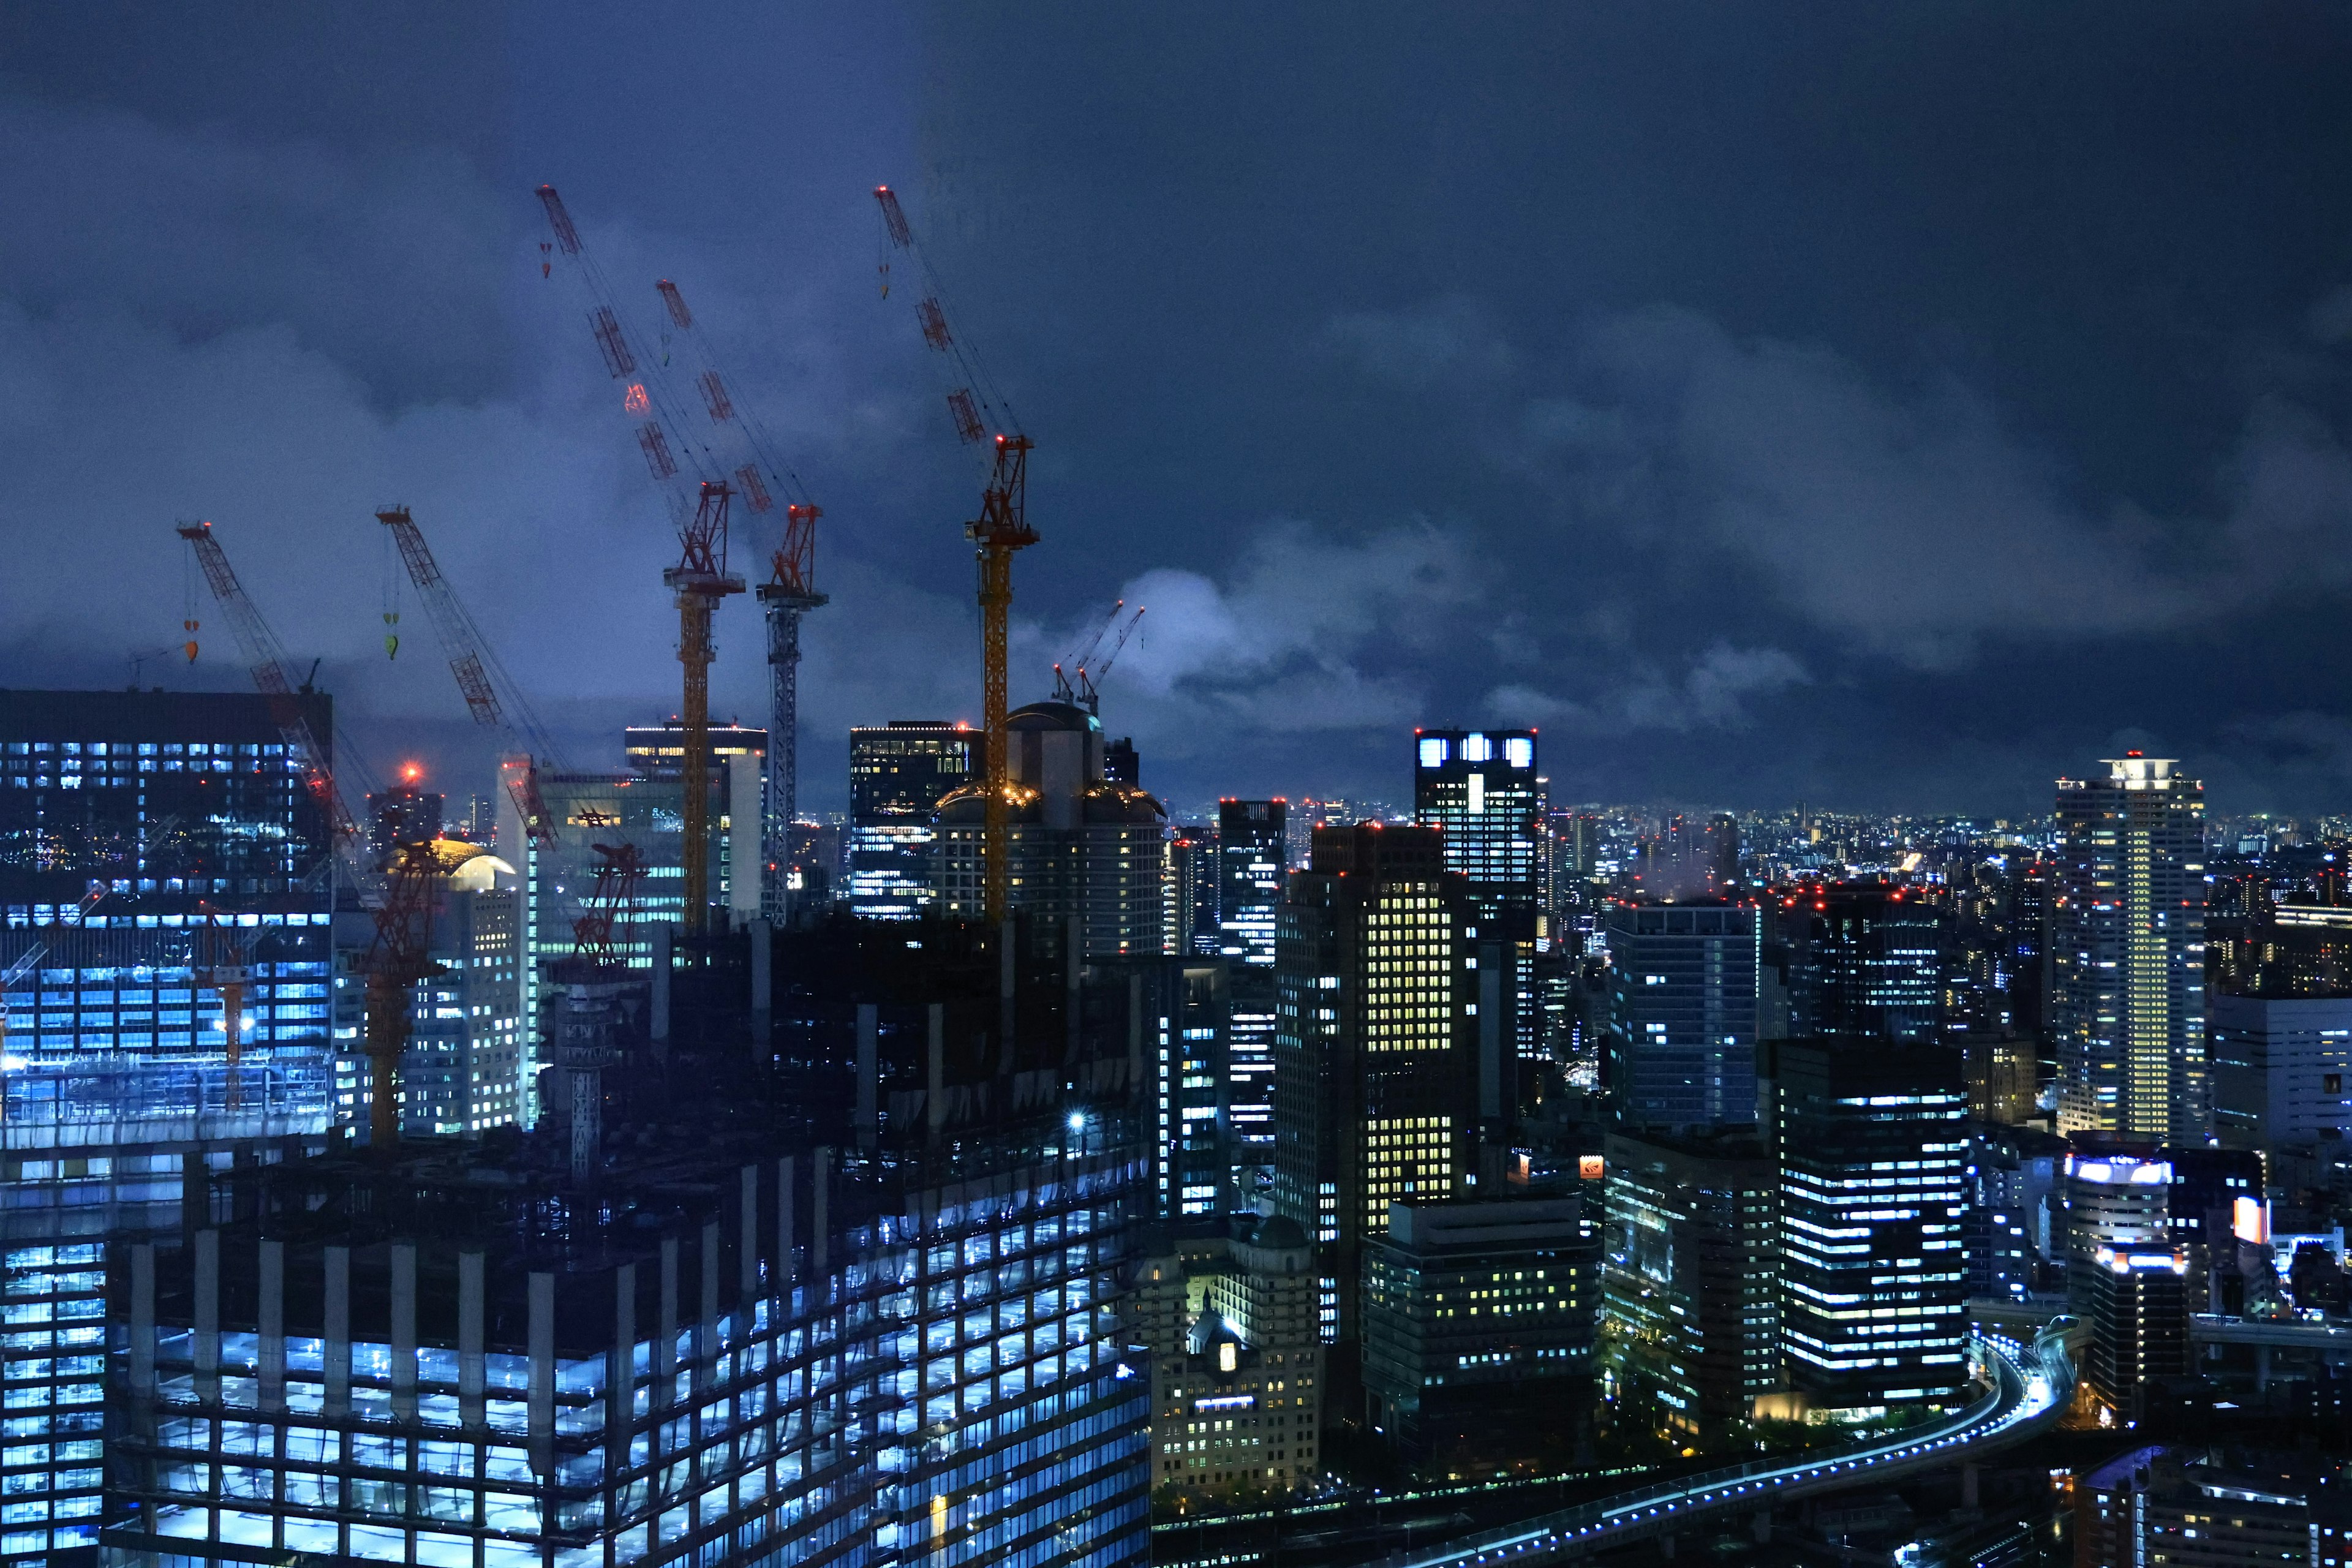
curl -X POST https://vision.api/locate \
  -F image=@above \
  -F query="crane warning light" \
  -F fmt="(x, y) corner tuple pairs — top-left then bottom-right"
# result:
(401, 763), (423, 785)
(624, 383), (650, 415)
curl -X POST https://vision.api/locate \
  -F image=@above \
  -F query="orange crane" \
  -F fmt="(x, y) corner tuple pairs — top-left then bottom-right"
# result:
(176, 519), (440, 1148)
(875, 184), (1036, 922)
(538, 186), (760, 935)
(373, 506), (562, 851)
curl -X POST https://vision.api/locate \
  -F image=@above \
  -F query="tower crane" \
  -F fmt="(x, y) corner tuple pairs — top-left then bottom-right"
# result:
(1077, 605), (1145, 715)
(373, 507), (564, 851)
(538, 186), (772, 935)
(176, 518), (440, 1149)
(649, 274), (829, 921)
(875, 184), (1036, 923)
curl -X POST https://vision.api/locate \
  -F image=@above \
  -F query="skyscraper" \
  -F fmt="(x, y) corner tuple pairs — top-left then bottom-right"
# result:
(1219, 799), (1286, 1177)
(1272, 824), (1476, 1350)
(845, 720), (974, 919)
(935, 700), (1173, 957)
(1414, 729), (1545, 1073)
(1782, 883), (1948, 1042)
(1602, 900), (1763, 1133)
(1773, 1039), (1970, 1422)
(2052, 755), (2207, 1142)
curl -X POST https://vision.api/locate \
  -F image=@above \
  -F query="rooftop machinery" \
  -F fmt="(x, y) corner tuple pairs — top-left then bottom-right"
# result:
(874, 184), (1034, 923)
(177, 519), (437, 1148)
(537, 186), (825, 930)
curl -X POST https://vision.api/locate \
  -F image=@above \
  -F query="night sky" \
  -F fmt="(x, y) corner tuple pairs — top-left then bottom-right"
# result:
(4, 3), (2350, 820)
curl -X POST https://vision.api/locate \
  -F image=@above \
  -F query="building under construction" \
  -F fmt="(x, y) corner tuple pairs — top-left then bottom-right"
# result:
(102, 910), (1155, 1568)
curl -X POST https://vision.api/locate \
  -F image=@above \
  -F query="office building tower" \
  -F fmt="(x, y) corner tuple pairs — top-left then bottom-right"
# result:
(1600, 1131), (1780, 1443)
(1962, 1034), (2038, 1124)
(1773, 1040), (1970, 1422)
(330, 845), (524, 1137)
(0, 689), (341, 1562)
(2162, 1145), (2261, 1308)
(1145, 1218), (1322, 1502)
(1782, 883), (1947, 1042)
(108, 912), (1153, 1568)
(2052, 755), (2207, 1142)
(2062, 1150), (2173, 1303)
(1702, 813), (1740, 889)
(845, 720), (974, 919)
(2082, 1247), (2192, 1417)
(1414, 729), (1545, 1074)
(2209, 993), (2352, 1155)
(1102, 736), (1139, 785)
(1089, 955), (1230, 1219)
(1272, 824), (1476, 1349)
(1219, 800), (1287, 1172)
(1602, 900), (1763, 1134)
(365, 778), (443, 861)
(1169, 824), (1219, 957)
(1362, 1196), (1598, 1468)
(937, 700), (1173, 957)
(1965, 1125), (2065, 1302)
(2083, 1449), (2345, 1568)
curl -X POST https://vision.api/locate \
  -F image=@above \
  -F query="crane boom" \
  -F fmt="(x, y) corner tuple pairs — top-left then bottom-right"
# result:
(374, 507), (560, 850)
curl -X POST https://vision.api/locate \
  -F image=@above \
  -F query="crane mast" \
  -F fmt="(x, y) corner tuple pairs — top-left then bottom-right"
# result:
(757, 502), (825, 919)
(176, 518), (439, 1148)
(664, 483), (745, 931)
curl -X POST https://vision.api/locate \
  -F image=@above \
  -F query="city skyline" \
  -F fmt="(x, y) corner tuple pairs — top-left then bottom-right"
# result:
(4, 9), (2352, 820)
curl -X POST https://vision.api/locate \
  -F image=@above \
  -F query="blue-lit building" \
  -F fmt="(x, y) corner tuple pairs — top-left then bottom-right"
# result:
(1773, 1039), (1970, 1423)
(1089, 954), (1230, 1218)
(1218, 800), (1285, 1178)
(0, 688), (340, 1566)
(844, 722), (973, 920)
(1602, 900), (1763, 1134)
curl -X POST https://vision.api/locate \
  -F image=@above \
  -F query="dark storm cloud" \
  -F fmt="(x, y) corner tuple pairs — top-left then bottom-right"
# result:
(4, 2), (2351, 818)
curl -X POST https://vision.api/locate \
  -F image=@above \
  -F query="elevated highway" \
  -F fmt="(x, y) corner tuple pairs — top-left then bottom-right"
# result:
(1363, 1325), (2078, 1567)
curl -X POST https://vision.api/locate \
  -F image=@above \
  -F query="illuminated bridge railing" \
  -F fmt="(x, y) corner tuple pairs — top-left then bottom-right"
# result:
(1368, 1324), (2076, 1568)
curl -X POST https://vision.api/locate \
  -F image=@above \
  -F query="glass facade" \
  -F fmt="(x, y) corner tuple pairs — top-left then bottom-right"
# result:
(1602, 902), (1763, 1134)
(846, 724), (973, 921)
(1217, 801), (1285, 1171)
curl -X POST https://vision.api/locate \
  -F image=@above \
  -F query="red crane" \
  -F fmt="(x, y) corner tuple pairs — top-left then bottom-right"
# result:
(176, 518), (442, 1149)
(875, 184), (1036, 922)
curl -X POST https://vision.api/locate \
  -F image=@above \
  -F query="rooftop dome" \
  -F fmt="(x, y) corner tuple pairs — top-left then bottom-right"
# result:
(1251, 1215), (1308, 1251)
(1006, 699), (1100, 734)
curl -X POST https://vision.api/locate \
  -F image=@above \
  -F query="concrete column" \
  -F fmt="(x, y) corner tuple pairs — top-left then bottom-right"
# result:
(1065, 914), (1082, 1064)
(459, 1251), (486, 1427)
(999, 918), (1017, 1069)
(777, 1155), (797, 1299)
(1126, 974), (1144, 1101)
(927, 1003), (946, 1139)
(258, 1239), (285, 1413)
(323, 1245), (351, 1420)
(750, 917), (772, 1050)
(650, 923), (673, 1045)
(527, 1272), (556, 1478)
(699, 1221), (721, 1384)
(856, 1003), (878, 1150)
(129, 1243), (156, 1399)
(390, 1243), (418, 1420)
(739, 1165), (760, 1304)
(658, 1235), (679, 1406)
(608, 1263), (636, 1473)
(812, 1145), (831, 1283)
(194, 1229), (220, 1403)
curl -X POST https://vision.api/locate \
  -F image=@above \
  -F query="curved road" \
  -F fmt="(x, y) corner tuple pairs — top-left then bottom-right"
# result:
(1366, 1325), (2077, 1567)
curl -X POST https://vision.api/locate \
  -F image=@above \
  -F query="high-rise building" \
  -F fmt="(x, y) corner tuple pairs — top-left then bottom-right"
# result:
(1773, 1039), (1970, 1422)
(365, 777), (443, 861)
(2209, 993), (2352, 1156)
(1414, 729), (1545, 1075)
(331, 846), (524, 1137)
(845, 720), (974, 919)
(1169, 824), (1219, 957)
(1088, 954), (1230, 1218)
(1272, 824), (1476, 1351)
(1602, 900), (1763, 1134)
(936, 701), (1172, 957)
(0, 689), (341, 1564)
(2063, 1149), (2173, 1304)
(1362, 1196), (1598, 1468)
(1600, 1131), (1780, 1444)
(1219, 799), (1286, 1174)
(1782, 883), (1947, 1042)
(2082, 1246), (2192, 1417)
(2052, 755), (2207, 1142)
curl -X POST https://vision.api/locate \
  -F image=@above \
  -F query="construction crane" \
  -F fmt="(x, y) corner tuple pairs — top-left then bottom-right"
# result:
(1077, 605), (1145, 715)
(176, 519), (441, 1148)
(538, 186), (773, 935)
(875, 184), (1036, 922)
(373, 507), (563, 851)
(648, 273), (829, 921)
(571, 840), (649, 968)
